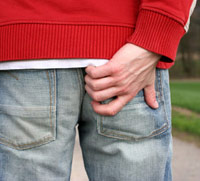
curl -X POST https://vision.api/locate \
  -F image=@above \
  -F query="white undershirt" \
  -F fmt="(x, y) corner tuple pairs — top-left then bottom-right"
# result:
(0, 58), (109, 70)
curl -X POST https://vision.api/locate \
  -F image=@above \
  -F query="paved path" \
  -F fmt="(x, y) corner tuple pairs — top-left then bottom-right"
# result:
(70, 133), (88, 181)
(172, 138), (200, 181)
(71, 133), (200, 181)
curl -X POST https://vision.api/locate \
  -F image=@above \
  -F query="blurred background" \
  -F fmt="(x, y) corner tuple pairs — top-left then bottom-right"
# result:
(71, 2), (200, 181)
(168, 1), (200, 180)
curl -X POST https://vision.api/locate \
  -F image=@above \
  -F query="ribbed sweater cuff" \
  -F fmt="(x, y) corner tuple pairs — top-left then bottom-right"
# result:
(0, 24), (133, 62)
(126, 9), (185, 63)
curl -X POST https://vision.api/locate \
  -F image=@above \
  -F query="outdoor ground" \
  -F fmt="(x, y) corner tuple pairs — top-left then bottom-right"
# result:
(170, 81), (200, 140)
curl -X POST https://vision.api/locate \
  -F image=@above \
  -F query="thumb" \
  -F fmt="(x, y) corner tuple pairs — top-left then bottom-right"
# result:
(144, 84), (159, 109)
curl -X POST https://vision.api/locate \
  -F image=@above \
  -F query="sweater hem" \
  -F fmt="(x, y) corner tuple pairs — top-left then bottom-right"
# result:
(0, 20), (135, 28)
(0, 23), (134, 62)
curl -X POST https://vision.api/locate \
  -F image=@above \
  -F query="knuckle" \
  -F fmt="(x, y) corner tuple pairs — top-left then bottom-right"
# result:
(92, 92), (101, 102)
(84, 75), (89, 82)
(150, 91), (156, 98)
(93, 105), (99, 114)
(91, 82), (99, 91)
(107, 108), (117, 116)
(110, 64), (122, 74)
(146, 88), (156, 98)
(89, 70), (96, 78)
(110, 77), (116, 84)
(117, 64), (124, 73)
(118, 86), (129, 94)
(130, 92), (137, 99)
(116, 73), (128, 85)
(110, 66), (116, 74)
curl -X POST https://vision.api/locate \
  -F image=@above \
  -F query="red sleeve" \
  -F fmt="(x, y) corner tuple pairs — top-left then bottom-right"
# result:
(126, 0), (197, 62)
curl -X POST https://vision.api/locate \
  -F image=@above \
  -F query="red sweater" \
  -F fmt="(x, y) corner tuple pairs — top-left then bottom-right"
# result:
(0, 0), (197, 69)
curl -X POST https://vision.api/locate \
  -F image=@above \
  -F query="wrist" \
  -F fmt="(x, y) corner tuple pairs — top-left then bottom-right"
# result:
(126, 43), (161, 63)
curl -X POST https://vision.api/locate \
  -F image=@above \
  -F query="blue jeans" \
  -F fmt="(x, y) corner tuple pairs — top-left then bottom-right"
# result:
(0, 68), (172, 181)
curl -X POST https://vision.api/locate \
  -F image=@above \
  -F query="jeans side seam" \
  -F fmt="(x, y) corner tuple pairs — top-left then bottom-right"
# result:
(53, 69), (57, 137)
(159, 70), (170, 129)
(46, 70), (53, 136)
(156, 69), (161, 100)
(76, 69), (85, 106)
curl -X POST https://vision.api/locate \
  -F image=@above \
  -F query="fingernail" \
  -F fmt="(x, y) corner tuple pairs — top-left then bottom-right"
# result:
(154, 101), (159, 108)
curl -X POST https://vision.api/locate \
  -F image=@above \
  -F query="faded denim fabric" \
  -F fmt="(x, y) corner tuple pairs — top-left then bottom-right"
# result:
(0, 68), (172, 181)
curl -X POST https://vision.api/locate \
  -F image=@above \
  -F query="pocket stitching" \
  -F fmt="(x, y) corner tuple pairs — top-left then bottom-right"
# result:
(97, 69), (170, 141)
(0, 134), (55, 150)
(98, 121), (169, 141)
(98, 101), (169, 141)
(0, 70), (57, 150)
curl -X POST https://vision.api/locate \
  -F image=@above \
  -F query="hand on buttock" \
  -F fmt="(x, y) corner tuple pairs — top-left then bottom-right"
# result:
(85, 43), (161, 116)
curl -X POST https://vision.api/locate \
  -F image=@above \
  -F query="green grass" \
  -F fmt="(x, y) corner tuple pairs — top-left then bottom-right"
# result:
(170, 81), (200, 138)
(170, 81), (200, 113)
(172, 110), (200, 137)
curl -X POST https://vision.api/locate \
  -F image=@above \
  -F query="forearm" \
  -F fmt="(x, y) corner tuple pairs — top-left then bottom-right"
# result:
(126, 0), (197, 63)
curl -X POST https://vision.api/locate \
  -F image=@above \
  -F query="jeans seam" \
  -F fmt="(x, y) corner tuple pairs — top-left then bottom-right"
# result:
(0, 135), (54, 150)
(99, 115), (169, 141)
(76, 69), (85, 105)
(53, 69), (57, 137)
(98, 123), (169, 141)
(76, 68), (85, 125)
(46, 70), (53, 135)
(97, 69), (170, 141)
(156, 69), (161, 100)
(157, 69), (163, 100)
(159, 70), (170, 129)
(0, 70), (56, 150)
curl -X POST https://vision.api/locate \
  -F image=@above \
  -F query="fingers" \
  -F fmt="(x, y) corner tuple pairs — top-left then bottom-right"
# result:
(90, 82), (159, 116)
(91, 95), (131, 116)
(85, 63), (112, 78)
(85, 74), (115, 91)
(85, 61), (122, 79)
(144, 83), (159, 109)
(85, 84), (119, 102)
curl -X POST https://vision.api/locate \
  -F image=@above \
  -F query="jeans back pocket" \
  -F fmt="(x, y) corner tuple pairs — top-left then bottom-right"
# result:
(96, 69), (170, 141)
(0, 69), (57, 150)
